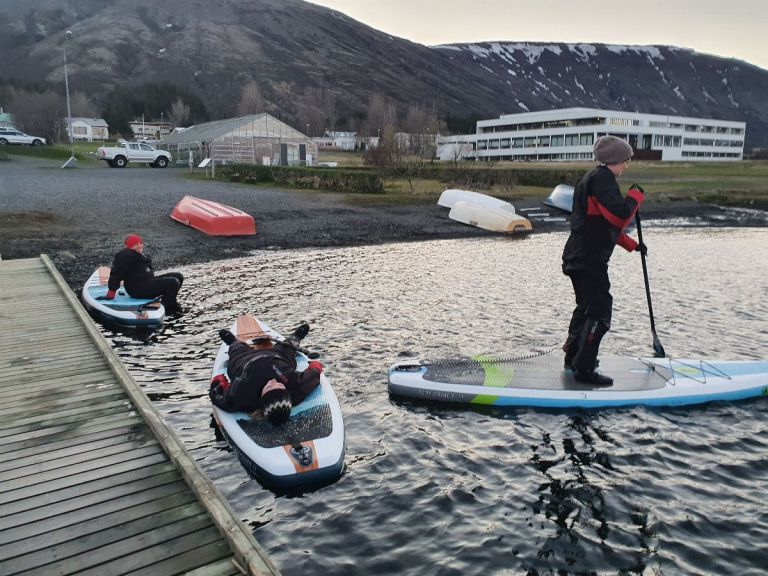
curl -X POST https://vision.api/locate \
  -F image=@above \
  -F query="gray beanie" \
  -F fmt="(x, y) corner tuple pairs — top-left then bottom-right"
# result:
(593, 136), (634, 165)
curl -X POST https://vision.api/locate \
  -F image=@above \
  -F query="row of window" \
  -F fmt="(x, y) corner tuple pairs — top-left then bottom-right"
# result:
(478, 152), (594, 161)
(476, 133), (595, 150)
(481, 117), (606, 133)
(482, 119), (744, 136)
(681, 151), (742, 158)
(649, 122), (743, 135)
(683, 138), (743, 147)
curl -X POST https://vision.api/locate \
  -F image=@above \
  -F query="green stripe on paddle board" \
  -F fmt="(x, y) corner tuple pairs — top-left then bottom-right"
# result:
(470, 355), (516, 404)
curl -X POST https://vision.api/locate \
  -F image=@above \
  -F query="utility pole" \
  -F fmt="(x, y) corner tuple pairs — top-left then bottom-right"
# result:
(61, 30), (77, 168)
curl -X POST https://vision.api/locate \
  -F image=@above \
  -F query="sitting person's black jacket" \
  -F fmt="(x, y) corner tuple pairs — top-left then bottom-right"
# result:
(108, 248), (154, 294)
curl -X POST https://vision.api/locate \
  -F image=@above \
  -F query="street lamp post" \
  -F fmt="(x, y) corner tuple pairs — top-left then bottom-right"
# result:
(61, 30), (77, 168)
(160, 112), (164, 138)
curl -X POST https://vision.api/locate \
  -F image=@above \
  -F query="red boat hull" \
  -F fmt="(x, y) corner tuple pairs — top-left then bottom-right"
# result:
(170, 195), (256, 236)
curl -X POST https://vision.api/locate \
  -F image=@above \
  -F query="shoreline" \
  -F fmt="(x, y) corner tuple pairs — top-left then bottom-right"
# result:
(1, 156), (766, 289)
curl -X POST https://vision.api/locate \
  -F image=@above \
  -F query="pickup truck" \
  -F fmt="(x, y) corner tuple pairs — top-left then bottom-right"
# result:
(97, 142), (172, 168)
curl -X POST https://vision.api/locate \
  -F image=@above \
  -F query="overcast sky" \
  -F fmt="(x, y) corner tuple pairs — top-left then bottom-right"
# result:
(307, 0), (768, 70)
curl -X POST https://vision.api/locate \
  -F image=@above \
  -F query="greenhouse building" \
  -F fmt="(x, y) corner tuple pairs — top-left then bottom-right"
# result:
(160, 113), (316, 167)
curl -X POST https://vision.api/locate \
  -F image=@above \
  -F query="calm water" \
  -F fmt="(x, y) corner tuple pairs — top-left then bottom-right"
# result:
(104, 226), (768, 575)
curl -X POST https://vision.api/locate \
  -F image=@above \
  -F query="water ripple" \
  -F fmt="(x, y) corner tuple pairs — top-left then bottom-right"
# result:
(101, 227), (768, 575)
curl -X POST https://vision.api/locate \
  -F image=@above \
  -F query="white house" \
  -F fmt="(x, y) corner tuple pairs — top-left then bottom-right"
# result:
(130, 120), (172, 141)
(65, 118), (110, 142)
(315, 131), (359, 151)
(437, 108), (746, 162)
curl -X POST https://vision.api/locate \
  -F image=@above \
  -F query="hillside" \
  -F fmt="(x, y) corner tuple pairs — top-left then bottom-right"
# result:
(1, 0), (766, 147)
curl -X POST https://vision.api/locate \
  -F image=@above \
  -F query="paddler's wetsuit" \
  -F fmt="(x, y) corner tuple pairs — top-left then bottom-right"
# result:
(562, 165), (644, 382)
(107, 248), (183, 312)
(210, 333), (322, 414)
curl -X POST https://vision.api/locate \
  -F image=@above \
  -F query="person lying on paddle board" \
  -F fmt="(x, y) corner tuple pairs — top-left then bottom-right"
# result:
(102, 234), (185, 314)
(209, 324), (323, 426)
(561, 136), (646, 386)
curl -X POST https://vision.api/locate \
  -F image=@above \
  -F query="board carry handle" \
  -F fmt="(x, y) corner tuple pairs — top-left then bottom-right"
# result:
(635, 211), (666, 358)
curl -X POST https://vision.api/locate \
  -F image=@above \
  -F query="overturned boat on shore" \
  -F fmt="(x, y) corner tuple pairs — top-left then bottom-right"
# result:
(171, 195), (256, 236)
(542, 184), (574, 213)
(438, 189), (531, 234)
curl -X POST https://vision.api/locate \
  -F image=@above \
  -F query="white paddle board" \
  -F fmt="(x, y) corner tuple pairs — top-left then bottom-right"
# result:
(210, 314), (345, 489)
(81, 267), (165, 328)
(389, 352), (768, 408)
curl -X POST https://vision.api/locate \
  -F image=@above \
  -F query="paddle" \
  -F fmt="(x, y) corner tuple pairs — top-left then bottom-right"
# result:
(635, 211), (666, 358)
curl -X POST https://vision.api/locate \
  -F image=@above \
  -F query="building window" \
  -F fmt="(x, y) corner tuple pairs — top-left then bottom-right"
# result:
(477, 140), (487, 150)
(511, 138), (523, 148)
(565, 134), (579, 146)
(579, 133), (594, 146)
(551, 135), (564, 147)
(538, 136), (550, 147)
(524, 137), (536, 148)
(500, 138), (510, 148)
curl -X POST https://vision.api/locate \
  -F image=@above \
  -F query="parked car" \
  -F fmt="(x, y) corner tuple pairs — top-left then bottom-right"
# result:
(0, 129), (47, 146)
(97, 141), (172, 168)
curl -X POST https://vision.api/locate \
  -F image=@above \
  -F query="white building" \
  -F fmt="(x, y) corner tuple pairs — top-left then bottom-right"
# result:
(315, 131), (359, 151)
(437, 108), (746, 162)
(130, 120), (172, 141)
(65, 117), (109, 142)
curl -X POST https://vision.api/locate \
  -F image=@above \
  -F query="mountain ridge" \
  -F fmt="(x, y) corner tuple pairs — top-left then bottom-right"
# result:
(1, 0), (766, 147)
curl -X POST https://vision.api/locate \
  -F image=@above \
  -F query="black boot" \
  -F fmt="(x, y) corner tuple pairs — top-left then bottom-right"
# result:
(562, 333), (580, 370)
(292, 323), (310, 341)
(574, 369), (613, 386)
(571, 319), (610, 383)
(219, 329), (237, 345)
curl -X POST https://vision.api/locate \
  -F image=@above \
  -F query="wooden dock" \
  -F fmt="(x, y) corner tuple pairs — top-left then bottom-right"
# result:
(0, 256), (280, 576)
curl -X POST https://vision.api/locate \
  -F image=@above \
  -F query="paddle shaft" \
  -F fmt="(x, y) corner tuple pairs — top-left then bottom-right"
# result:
(635, 212), (666, 358)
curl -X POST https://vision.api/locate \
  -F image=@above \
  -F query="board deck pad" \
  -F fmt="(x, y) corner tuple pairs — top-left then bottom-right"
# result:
(239, 400), (332, 449)
(420, 353), (666, 391)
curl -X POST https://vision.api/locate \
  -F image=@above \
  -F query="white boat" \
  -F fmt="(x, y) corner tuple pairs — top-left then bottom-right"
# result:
(449, 201), (532, 234)
(543, 184), (574, 213)
(438, 189), (515, 214)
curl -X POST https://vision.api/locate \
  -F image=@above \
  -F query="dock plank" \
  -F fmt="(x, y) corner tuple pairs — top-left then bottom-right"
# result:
(0, 257), (279, 576)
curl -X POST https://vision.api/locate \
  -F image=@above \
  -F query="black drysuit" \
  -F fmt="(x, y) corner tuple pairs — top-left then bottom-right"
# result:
(561, 165), (644, 373)
(108, 248), (183, 307)
(212, 341), (321, 413)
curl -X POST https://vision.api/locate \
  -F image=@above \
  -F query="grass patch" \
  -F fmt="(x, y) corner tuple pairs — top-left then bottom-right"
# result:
(1, 143), (98, 164)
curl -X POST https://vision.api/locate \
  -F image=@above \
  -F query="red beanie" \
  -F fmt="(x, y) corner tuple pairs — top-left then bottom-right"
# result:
(124, 234), (143, 249)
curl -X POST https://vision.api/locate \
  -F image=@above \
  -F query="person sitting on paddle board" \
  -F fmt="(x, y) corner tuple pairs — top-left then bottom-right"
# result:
(209, 324), (323, 426)
(102, 234), (184, 314)
(561, 136), (646, 386)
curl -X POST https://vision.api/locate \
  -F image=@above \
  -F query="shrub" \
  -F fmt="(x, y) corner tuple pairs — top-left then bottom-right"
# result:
(216, 164), (384, 194)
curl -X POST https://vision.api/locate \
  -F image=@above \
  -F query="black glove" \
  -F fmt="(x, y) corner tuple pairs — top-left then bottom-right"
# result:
(635, 242), (648, 256)
(629, 183), (645, 195)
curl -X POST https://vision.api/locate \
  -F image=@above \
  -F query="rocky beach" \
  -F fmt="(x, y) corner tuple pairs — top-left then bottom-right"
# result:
(1, 156), (766, 290)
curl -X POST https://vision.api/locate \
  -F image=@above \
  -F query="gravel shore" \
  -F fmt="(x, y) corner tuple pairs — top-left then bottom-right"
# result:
(1, 156), (766, 289)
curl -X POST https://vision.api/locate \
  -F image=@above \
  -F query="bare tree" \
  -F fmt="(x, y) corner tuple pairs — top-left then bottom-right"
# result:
(236, 80), (266, 116)
(169, 97), (190, 128)
(405, 103), (440, 159)
(295, 87), (325, 137)
(323, 89), (337, 132)
(9, 88), (63, 143)
(69, 91), (98, 117)
(366, 93), (397, 137)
